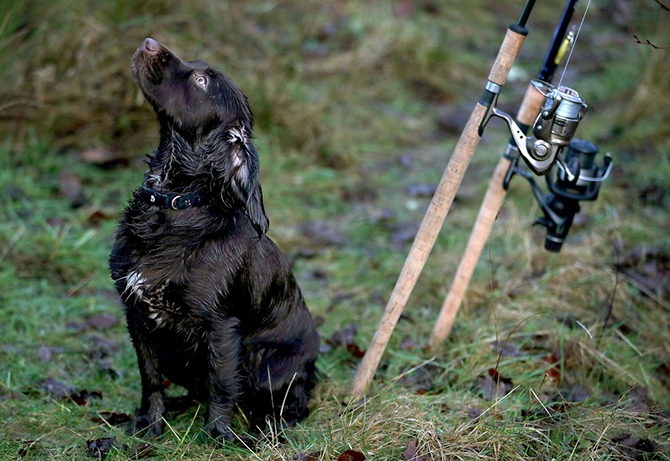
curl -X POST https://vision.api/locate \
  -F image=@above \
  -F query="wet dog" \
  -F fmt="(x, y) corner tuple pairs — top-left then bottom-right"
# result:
(109, 38), (319, 440)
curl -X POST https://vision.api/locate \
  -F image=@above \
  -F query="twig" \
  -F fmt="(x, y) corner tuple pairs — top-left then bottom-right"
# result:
(653, 0), (670, 12)
(633, 35), (670, 49)
(621, 274), (670, 311)
(596, 240), (619, 350)
(530, 388), (554, 420)
(63, 273), (95, 298)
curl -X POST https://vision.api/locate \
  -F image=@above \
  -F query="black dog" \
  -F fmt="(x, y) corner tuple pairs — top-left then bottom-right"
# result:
(109, 38), (319, 440)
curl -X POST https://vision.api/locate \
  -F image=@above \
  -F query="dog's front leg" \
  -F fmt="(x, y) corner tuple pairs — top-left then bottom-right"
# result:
(127, 310), (166, 437)
(205, 317), (241, 441)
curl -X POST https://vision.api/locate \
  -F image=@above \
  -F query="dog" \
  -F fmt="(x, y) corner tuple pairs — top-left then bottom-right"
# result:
(109, 38), (319, 441)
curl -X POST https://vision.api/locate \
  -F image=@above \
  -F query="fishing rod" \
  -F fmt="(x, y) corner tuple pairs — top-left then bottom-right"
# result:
(351, 0), (537, 399)
(428, 0), (612, 350)
(427, 0), (580, 350)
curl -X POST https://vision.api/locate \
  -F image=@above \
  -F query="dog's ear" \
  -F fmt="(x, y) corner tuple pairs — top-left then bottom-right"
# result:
(247, 184), (269, 236)
(200, 126), (269, 235)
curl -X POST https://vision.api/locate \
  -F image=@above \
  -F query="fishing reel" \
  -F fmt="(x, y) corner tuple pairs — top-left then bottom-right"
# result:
(519, 139), (612, 252)
(481, 80), (588, 181)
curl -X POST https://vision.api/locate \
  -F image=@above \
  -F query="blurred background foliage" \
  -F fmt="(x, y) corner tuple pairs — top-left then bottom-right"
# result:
(1, 0), (667, 165)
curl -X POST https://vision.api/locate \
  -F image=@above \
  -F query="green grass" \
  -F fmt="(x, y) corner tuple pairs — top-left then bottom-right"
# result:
(1, 0), (670, 459)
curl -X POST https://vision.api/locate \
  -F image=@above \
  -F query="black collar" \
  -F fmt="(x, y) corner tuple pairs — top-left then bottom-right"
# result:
(137, 186), (206, 211)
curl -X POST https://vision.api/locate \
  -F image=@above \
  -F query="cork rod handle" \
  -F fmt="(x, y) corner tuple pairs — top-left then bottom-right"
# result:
(427, 80), (546, 351)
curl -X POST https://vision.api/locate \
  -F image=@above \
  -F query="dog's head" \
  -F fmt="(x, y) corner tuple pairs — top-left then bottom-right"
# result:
(132, 38), (252, 141)
(132, 38), (268, 234)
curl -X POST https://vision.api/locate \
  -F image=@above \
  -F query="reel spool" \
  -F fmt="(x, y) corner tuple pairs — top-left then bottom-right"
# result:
(530, 80), (588, 155)
(481, 79), (588, 179)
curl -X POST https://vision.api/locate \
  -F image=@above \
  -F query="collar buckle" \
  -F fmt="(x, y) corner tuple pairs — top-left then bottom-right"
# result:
(170, 195), (182, 210)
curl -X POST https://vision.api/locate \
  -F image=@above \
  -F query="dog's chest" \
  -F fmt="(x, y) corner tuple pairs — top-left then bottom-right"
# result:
(125, 270), (181, 327)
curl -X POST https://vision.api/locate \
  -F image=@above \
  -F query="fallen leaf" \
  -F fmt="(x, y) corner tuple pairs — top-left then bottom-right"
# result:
(488, 368), (510, 383)
(405, 184), (437, 198)
(340, 182), (378, 203)
(639, 185), (665, 206)
(338, 449), (366, 461)
(394, 0), (414, 19)
(466, 407), (483, 419)
(86, 314), (119, 330)
(39, 378), (74, 399)
(402, 438), (428, 460)
(399, 366), (435, 394)
(66, 321), (88, 332)
(38, 345), (52, 363)
(476, 370), (513, 400)
(561, 384), (589, 403)
(625, 386), (650, 413)
(91, 412), (133, 426)
(400, 336), (419, 351)
(572, 212), (592, 227)
(346, 343), (366, 358)
(294, 248), (319, 260)
(434, 106), (470, 135)
(492, 340), (526, 358)
(58, 171), (87, 208)
(655, 362), (670, 391)
(0, 387), (21, 401)
(301, 221), (347, 248)
(272, 451), (321, 461)
(390, 221), (420, 248)
(616, 246), (670, 298)
(543, 353), (561, 383)
(88, 209), (112, 225)
(330, 292), (357, 308)
(18, 440), (39, 458)
(312, 315), (326, 327)
(128, 442), (156, 459)
(329, 324), (355, 344)
(79, 148), (130, 168)
(97, 358), (120, 379)
(557, 314), (581, 329)
(611, 433), (658, 460)
(292, 451), (321, 461)
(8, 185), (28, 201)
(86, 437), (117, 460)
(88, 335), (119, 359)
(71, 389), (103, 406)
(309, 269), (329, 280)
(328, 324), (366, 359)
(36, 378), (103, 406)
(80, 148), (115, 164)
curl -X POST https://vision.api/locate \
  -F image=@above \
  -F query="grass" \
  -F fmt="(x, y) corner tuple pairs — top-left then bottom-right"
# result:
(1, 0), (670, 459)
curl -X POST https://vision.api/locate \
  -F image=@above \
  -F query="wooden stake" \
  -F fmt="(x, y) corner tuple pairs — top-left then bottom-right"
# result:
(350, 26), (528, 399)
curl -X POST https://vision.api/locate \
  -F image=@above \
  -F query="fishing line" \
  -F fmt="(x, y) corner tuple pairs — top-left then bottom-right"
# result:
(558, 0), (593, 88)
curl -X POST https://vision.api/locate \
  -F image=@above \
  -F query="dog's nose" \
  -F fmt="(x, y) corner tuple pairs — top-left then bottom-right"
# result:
(143, 38), (160, 53)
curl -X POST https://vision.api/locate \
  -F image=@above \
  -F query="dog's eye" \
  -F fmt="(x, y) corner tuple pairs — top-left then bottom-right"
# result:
(195, 75), (208, 88)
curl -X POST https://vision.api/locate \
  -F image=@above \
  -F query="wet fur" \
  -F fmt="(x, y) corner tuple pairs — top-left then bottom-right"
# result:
(109, 39), (319, 440)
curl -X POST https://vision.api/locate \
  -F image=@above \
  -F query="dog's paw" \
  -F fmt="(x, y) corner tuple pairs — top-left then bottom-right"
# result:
(206, 422), (234, 444)
(131, 413), (164, 438)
